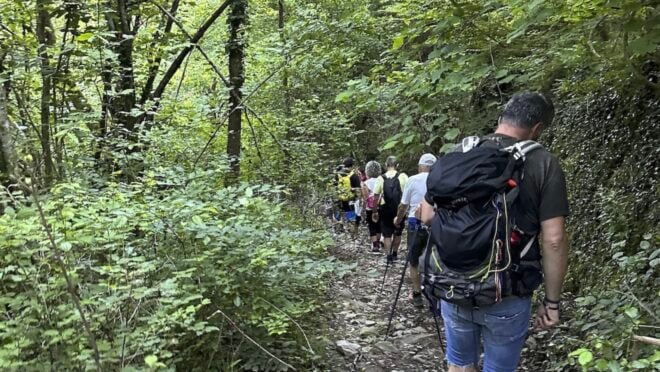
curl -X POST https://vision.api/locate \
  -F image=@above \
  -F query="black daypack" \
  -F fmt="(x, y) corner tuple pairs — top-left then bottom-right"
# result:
(382, 172), (402, 213)
(421, 137), (543, 308)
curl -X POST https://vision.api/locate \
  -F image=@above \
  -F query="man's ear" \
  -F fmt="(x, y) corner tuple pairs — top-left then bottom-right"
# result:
(531, 122), (543, 139)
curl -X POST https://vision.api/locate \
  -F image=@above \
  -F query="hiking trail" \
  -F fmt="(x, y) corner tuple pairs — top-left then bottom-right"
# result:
(322, 230), (445, 372)
(322, 229), (552, 371)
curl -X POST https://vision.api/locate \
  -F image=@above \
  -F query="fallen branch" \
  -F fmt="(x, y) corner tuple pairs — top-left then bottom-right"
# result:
(632, 335), (660, 347)
(208, 309), (296, 371)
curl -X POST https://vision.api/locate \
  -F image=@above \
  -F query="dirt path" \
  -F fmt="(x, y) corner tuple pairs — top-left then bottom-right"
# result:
(322, 232), (446, 372)
(320, 230), (550, 372)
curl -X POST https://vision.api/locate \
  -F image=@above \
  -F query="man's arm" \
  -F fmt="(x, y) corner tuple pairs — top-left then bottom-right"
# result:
(371, 177), (383, 221)
(540, 216), (569, 301)
(535, 216), (569, 330)
(395, 179), (413, 226)
(420, 199), (435, 225)
(394, 203), (408, 226)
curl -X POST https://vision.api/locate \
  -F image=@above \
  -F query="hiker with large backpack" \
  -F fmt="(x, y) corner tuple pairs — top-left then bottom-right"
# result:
(419, 92), (569, 372)
(393, 153), (437, 307)
(335, 157), (362, 236)
(362, 160), (383, 252)
(372, 156), (408, 264)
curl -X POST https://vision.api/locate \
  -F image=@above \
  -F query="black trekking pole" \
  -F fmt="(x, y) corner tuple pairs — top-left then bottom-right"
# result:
(384, 227), (418, 339)
(379, 260), (390, 294)
(384, 255), (409, 340)
(431, 300), (445, 353)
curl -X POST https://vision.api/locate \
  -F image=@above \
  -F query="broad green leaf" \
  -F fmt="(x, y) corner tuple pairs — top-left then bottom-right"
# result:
(381, 140), (398, 150)
(495, 69), (509, 79)
(335, 91), (352, 103)
(444, 128), (460, 141)
(392, 35), (405, 50)
(439, 143), (456, 153)
(624, 306), (639, 319)
(569, 348), (590, 357)
(76, 32), (94, 42)
(630, 360), (649, 369)
(145, 355), (158, 367)
(578, 350), (593, 365)
(594, 359), (608, 371)
(649, 350), (660, 363)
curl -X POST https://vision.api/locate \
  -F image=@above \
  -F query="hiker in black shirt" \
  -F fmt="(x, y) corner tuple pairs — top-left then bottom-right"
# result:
(420, 92), (569, 372)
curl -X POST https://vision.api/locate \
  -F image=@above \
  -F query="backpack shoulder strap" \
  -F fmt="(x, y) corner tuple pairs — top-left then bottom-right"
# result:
(504, 140), (543, 161)
(461, 136), (481, 153)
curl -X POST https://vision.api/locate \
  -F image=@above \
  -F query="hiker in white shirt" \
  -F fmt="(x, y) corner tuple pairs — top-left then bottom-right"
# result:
(394, 153), (437, 307)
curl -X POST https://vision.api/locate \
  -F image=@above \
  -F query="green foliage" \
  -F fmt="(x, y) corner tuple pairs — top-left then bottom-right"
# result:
(1, 0), (659, 369)
(0, 166), (339, 370)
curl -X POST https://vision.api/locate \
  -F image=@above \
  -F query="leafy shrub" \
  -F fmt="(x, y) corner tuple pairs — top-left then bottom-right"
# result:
(0, 166), (339, 370)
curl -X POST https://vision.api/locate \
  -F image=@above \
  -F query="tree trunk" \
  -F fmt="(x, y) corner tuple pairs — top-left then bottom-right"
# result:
(278, 0), (290, 115)
(0, 83), (18, 182)
(36, 0), (55, 185)
(112, 0), (138, 134)
(226, 0), (247, 181)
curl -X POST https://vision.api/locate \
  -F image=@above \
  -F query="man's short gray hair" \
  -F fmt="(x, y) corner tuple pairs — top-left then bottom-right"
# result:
(499, 92), (555, 130)
(385, 156), (398, 168)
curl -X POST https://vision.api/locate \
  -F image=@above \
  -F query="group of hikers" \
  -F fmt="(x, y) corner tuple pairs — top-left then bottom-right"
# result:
(329, 92), (569, 372)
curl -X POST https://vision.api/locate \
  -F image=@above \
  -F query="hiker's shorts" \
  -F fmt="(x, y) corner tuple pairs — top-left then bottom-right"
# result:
(336, 201), (360, 225)
(366, 210), (381, 236)
(406, 221), (428, 267)
(379, 207), (404, 238)
(441, 296), (532, 372)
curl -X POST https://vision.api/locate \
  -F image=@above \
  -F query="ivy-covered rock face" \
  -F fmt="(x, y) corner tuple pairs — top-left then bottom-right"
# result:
(542, 89), (659, 370)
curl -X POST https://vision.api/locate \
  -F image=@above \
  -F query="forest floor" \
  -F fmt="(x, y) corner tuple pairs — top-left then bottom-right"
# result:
(321, 226), (551, 372)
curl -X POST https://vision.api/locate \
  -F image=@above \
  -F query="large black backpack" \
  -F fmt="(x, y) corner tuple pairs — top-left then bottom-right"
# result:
(421, 137), (543, 308)
(382, 172), (402, 213)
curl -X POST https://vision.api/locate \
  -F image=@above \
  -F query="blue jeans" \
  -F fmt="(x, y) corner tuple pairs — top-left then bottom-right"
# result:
(441, 296), (532, 372)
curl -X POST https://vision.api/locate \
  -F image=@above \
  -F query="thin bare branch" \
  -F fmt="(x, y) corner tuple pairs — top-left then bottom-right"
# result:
(208, 309), (296, 371)
(191, 57), (294, 169)
(150, 0), (231, 102)
(244, 110), (265, 167)
(16, 176), (102, 369)
(258, 297), (315, 354)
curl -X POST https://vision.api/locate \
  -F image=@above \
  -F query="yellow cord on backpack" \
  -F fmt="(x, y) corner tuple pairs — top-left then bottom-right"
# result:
(490, 192), (512, 274)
